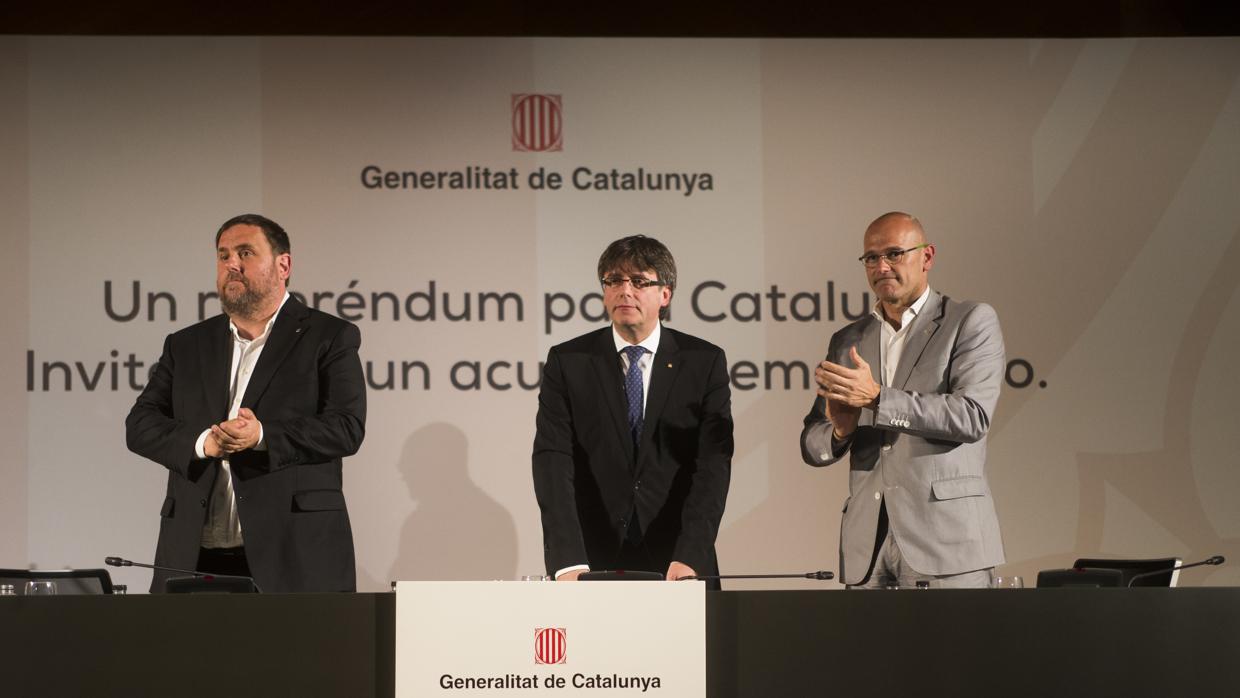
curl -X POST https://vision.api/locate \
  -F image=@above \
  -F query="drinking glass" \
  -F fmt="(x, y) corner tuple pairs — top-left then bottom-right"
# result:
(24, 580), (58, 596)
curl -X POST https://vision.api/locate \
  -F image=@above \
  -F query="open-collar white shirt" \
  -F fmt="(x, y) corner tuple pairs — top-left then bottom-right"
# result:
(872, 285), (931, 387)
(196, 292), (290, 548)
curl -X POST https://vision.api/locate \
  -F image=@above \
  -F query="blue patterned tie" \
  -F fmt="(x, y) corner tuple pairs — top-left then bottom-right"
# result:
(622, 345), (646, 447)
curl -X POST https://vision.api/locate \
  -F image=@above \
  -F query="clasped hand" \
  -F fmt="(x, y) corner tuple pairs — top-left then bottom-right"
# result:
(815, 346), (879, 438)
(205, 407), (261, 457)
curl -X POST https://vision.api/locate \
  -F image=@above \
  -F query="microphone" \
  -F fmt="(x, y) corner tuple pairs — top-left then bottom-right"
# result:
(1125, 555), (1225, 587)
(105, 556), (205, 578)
(105, 556), (261, 593)
(680, 570), (835, 581)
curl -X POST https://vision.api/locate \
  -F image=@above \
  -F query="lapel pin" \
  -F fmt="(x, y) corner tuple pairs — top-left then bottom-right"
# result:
(667, 363), (673, 368)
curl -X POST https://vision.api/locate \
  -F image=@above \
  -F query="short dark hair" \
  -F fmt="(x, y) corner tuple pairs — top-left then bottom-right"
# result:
(215, 213), (292, 283)
(597, 235), (677, 321)
(215, 213), (291, 257)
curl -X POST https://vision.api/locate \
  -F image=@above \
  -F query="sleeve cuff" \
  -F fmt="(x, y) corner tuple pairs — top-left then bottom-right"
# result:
(554, 564), (591, 580)
(194, 429), (211, 460)
(830, 431), (853, 457)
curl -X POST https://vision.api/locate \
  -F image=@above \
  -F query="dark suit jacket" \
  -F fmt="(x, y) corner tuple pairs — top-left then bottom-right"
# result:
(532, 326), (733, 585)
(125, 296), (366, 593)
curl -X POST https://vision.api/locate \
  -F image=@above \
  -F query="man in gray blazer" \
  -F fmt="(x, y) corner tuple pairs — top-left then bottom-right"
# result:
(801, 212), (1005, 588)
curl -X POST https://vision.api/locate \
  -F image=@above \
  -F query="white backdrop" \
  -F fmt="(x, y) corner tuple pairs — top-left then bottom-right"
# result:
(2, 36), (1238, 590)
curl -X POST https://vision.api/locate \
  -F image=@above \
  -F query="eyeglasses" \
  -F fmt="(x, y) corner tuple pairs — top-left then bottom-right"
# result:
(858, 243), (930, 267)
(600, 275), (665, 290)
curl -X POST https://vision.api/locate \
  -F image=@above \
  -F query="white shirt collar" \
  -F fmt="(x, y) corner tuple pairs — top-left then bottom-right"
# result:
(872, 285), (932, 326)
(613, 321), (661, 356)
(228, 291), (291, 343)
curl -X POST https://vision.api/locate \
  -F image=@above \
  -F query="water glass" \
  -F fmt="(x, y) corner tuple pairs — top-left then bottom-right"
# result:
(24, 580), (58, 596)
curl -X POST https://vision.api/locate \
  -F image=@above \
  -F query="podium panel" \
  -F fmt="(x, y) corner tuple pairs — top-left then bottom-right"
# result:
(395, 581), (705, 697)
(5, 588), (1238, 696)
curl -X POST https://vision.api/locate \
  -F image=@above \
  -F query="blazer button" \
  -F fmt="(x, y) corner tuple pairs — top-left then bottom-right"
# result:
(633, 481), (641, 491)
(882, 444), (892, 452)
(199, 499), (207, 507)
(873, 492), (881, 500)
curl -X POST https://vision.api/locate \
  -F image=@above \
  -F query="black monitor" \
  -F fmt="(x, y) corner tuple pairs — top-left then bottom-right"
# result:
(1073, 557), (1181, 587)
(1036, 557), (1181, 588)
(579, 570), (664, 581)
(0, 568), (114, 594)
(1037, 567), (1125, 588)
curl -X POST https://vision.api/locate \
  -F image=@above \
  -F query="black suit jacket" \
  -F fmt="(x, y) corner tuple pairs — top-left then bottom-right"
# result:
(125, 296), (366, 593)
(532, 326), (733, 584)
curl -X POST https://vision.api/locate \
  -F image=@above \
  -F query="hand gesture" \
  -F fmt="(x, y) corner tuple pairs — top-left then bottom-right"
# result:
(210, 407), (262, 455)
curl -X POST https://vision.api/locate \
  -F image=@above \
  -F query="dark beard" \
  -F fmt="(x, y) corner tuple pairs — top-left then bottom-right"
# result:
(220, 282), (266, 319)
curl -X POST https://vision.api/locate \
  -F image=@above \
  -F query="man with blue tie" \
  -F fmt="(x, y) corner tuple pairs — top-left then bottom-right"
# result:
(533, 236), (734, 588)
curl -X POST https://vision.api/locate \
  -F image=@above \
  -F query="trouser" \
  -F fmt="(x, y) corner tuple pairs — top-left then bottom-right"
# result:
(852, 501), (993, 589)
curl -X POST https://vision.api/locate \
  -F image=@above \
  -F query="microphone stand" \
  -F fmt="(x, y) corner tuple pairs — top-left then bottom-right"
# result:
(680, 570), (834, 581)
(105, 556), (261, 593)
(105, 556), (204, 577)
(1125, 555), (1225, 588)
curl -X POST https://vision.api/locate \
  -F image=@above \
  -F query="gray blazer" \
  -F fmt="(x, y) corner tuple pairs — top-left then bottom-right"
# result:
(801, 289), (1006, 584)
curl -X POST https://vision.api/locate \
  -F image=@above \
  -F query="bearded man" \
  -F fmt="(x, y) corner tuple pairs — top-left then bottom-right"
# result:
(126, 214), (366, 593)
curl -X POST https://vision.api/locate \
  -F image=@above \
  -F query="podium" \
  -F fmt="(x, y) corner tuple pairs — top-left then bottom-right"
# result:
(3, 587), (1239, 696)
(395, 581), (705, 697)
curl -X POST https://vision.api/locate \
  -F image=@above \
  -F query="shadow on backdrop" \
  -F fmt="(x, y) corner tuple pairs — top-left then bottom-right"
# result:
(388, 422), (518, 583)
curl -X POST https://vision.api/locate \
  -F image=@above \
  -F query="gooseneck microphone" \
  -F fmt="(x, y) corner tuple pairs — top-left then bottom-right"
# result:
(1125, 555), (1225, 587)
(680, 570), (835, 581)
(105, 556), (204, 577)
(105, 556), (261, 592)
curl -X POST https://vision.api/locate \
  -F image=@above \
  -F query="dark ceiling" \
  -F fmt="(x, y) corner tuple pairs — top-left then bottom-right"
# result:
(3, 1), (1238, 37)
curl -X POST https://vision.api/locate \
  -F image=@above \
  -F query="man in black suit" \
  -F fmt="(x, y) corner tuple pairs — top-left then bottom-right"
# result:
(126, 214), (366, 593)
(533, 235), (733, 587)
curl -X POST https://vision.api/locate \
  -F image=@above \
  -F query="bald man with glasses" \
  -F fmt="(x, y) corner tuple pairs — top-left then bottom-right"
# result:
(801, 212), (1007, 589)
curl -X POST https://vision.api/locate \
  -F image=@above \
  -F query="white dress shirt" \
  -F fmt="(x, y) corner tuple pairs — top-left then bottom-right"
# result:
(874, 286), (932, 387)
(195, 292), (289, 549)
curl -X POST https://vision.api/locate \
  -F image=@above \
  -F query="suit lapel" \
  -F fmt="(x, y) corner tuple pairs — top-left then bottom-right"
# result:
(855, 316), (882, 425)
(589, 329), (635, 463)
(241, 297), (309, 409)
(199, 316), (232, 421)
(892, 290), (944, 390)
(858, 316), (881, 383)
(637, 328), (681, 475)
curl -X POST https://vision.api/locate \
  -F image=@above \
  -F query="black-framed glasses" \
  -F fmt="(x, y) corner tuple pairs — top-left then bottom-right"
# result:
(858, 243), (930, 268)
(600, 275), (665, 290)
